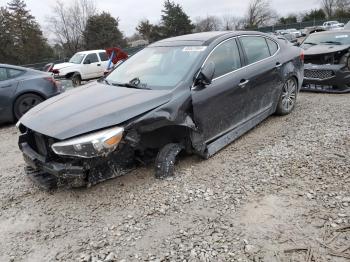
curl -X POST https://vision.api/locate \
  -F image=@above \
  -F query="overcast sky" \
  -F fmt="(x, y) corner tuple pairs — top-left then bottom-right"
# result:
(1, 0), (320, 36)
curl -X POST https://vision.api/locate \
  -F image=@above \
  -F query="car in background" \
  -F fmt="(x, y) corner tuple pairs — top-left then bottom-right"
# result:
(275, 29), (288, 35)
(322, 21), (344, 31)
(0, 64), (62, 123)
(286, 28), (302, 38)
(52, 50), (110, 86)
(278, 33), (298, 44)
(301, 30), (350, 93)
(17, 31), (304, 189)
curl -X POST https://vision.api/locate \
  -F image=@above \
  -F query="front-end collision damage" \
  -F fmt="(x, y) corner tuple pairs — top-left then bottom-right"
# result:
(302, 46), (350, 93)
(17, 89), (200, 189)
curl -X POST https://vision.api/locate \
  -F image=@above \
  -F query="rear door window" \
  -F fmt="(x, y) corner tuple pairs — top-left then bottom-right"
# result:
(8, 68), (24, 79)
(266, 39), (279, 55)
(204, 38), (241, 79)
(84, 53), (99, 64)
(99, 52), (109, 61)
(0, 68), (7, 81)
(240, 36), (271, 64)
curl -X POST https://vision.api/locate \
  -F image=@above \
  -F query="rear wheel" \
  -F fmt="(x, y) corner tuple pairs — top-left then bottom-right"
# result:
(71, 73), (81, 87)
(275, 78), (297, 115)
(14, 93), (43, 120)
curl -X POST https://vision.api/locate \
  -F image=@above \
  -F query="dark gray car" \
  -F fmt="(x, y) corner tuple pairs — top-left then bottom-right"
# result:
(17, 31), (304, 189)
(0, 64), (62, 123)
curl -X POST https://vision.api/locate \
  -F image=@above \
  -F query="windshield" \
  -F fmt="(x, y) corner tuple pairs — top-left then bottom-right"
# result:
(302, 32), (350, 46)
(69, 53), (85, 64)
(105, 46), (205, 90)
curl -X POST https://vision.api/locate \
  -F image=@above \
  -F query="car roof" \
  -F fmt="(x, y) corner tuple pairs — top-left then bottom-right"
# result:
(0, 64), (30, 70)
(150, 31), (268, 47)
(75, 50), (106, 55)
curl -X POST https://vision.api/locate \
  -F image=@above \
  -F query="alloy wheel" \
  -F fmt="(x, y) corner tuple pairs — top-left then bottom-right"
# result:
(281, 79), (296, 112)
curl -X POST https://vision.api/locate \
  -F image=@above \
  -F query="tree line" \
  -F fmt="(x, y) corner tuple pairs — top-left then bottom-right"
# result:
(1, 0), (350, 65)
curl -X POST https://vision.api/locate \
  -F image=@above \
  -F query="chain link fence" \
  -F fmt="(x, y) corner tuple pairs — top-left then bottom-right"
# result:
(257, 17), (350, 32)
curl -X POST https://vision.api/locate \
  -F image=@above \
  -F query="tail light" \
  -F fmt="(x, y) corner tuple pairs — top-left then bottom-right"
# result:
(300, 51), (304, 62)
(52, 69), (60, 74)
(45, 77), (62, 92)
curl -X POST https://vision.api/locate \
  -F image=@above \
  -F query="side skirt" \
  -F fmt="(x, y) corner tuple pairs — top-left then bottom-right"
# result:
(203, 106), (274, 159)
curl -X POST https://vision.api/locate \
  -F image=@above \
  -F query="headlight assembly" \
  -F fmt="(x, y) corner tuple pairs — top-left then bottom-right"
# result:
(51, 126), (124, 158)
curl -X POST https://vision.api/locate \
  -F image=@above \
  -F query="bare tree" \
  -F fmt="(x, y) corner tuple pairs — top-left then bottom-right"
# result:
(245, 0), (277, 28)
(194, 15), (222, 32)
(221, 14), (244, 30)
(47, 0), (96, 55)
(321, 0), (337, 17)
(335, 0), (350, 10)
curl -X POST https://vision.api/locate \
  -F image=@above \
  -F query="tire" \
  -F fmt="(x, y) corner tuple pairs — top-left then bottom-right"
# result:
(275, 77), (298, 116)
(155, 143), (184, 179)
(71, 73), (81, 87)
(14, 93), (44, 120)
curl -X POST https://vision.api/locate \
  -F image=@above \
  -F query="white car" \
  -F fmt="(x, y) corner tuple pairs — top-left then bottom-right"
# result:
(322, 21), (344, 31)
(52, 50), (110, 86)
(286, 28), (302, 38)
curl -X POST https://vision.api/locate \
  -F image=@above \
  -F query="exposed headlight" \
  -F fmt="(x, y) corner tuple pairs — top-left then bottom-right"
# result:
(51, 126), (124, 158)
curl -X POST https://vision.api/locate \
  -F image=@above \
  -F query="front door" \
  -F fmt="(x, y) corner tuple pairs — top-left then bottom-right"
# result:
(191, 38), (251, 145)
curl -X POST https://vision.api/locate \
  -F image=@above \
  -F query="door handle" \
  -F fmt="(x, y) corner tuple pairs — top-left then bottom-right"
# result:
(275, 62), (282, 68)
(238, 79), (249, 88)
(97, 64), (101, 66)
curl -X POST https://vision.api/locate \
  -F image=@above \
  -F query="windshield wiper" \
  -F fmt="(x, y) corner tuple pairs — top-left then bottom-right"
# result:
(320, 41), (342, 45)
(115, 83), (151, 90)
(304, 42), (317, 45)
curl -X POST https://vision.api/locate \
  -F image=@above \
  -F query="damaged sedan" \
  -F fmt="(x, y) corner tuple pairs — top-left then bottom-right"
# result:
(301, 30), (350, 93)
(17, 31), (304, 189)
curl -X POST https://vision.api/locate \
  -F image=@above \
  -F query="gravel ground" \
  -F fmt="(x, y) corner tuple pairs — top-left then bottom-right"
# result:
(0, 92), (349, 262)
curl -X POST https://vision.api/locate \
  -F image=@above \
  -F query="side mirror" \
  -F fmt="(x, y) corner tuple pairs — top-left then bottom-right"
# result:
(197, 62), (215, 86)
(84, 59), (91, 64)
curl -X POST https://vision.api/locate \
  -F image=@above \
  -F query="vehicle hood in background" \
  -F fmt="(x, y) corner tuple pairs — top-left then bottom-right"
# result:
(20, 82), (172, 140)
(302, 44), (350, 55)
(53, 62), (77, 70)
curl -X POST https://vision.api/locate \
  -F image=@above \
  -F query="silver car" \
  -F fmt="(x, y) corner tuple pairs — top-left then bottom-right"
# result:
(0, 64), (63, 123)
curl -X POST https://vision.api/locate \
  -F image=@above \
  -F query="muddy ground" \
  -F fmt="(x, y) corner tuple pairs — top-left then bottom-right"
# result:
(0, 93), (349, 262)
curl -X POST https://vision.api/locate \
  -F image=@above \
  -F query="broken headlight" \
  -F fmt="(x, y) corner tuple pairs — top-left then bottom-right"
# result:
(51, 126), (124, 158)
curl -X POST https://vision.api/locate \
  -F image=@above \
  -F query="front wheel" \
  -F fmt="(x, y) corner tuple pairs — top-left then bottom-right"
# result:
(154, 143), (184, 179)
(275, 78), (297, 116)
(71, 73), (81, 87)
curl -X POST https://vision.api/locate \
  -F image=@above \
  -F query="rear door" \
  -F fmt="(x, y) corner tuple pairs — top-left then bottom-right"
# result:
(98, 51), (109, 73)
(82, 53), (101, 79)
(0, 67), (22, 119)
(191, 38), (252, 144)
(238, 36), (283, 117)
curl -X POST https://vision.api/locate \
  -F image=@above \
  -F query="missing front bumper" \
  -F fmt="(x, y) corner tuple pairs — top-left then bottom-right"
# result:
(20, 142), (135, 189)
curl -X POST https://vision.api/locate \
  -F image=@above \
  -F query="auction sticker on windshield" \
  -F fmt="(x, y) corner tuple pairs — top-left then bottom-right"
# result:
(335, 35), (349, 38)
(182, 46), (207, 52)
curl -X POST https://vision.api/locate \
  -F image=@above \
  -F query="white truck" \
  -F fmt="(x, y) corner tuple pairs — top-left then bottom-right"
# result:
(322, 21), (344, 31)
(52, 50), (110, 86)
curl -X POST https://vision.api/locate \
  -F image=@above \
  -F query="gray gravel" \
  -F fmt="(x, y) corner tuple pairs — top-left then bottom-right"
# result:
(0, 93), (349, 262)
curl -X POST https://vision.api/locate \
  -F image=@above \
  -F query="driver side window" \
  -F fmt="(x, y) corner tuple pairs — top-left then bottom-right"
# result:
(204, 38), (241, 79)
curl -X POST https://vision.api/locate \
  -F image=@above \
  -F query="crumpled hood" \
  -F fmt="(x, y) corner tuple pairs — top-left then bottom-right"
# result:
(53, 62), (76, 70)
(20, 82), (172, 140)
(302, 44), (350, 55)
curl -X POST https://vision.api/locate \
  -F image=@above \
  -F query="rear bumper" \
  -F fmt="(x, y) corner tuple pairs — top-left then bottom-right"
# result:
(302, 63), (350, 93)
